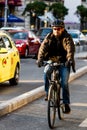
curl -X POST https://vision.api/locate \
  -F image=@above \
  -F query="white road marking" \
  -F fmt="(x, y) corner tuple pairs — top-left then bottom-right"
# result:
(71, 103), (87, 107)
(79, 118), (87, 127)
(19, 80), (44, 83)
(71, 103), (87, 127)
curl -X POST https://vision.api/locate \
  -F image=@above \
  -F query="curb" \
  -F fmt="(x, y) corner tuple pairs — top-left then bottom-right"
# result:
(0, 66), (87, 116)
(0, 86), (45, 116)
(69, 66), (87, 82)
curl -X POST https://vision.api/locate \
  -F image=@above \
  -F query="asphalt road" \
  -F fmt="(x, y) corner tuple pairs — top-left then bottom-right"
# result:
(0, 58), (87, 102)
(20, 57), (87, 80)
(0, 73), (87, 130)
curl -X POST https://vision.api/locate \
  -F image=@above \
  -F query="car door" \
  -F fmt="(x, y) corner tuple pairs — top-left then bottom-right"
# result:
(0, 37), (11, 81)
(28, 31), (40, 55)
(2, 36), (16, 80)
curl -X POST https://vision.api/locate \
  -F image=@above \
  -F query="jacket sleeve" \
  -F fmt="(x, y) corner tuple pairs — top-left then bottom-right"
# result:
(38, 38), (49, 61)
(63, 35), (75, 61)
(63, 35), (76, 72)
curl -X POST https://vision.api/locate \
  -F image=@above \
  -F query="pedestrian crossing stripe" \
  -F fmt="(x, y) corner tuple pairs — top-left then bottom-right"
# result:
(79, 118), (87, 127)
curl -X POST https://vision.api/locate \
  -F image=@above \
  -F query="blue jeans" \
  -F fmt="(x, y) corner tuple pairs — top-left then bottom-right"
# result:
(44, 63), (70, 104)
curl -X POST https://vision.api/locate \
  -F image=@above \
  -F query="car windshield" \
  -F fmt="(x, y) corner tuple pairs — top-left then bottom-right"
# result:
(69, 32), (79, 38)
(10, 32), (28, 39)
(36, 28), (52, 37)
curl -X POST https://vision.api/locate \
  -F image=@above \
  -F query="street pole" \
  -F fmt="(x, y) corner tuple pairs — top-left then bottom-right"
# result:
(4, 0), (8, 27)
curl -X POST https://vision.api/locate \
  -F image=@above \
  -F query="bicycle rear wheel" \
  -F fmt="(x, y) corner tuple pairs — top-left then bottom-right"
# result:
(48, 83), (57, 129)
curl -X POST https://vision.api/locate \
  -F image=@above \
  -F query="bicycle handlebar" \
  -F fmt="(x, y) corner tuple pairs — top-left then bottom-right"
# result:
(43, 61), (76, 73)
(36, 60), (76, 73)
(43, 61), (64, 67)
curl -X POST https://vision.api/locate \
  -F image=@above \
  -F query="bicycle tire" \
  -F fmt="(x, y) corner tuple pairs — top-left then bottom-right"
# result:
(48, 83), (57, 129)
(57, 84), (64, 120)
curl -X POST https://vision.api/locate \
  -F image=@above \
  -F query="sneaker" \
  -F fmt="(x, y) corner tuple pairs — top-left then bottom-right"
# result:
(63, 104), (71, 114)
(44, 95), (48, 101)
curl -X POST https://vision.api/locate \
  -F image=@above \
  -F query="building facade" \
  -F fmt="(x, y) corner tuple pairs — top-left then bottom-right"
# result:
(64, 0), (87, 29)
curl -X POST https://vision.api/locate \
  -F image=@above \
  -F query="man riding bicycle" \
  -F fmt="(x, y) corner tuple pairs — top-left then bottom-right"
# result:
(37, 19), (75, 114)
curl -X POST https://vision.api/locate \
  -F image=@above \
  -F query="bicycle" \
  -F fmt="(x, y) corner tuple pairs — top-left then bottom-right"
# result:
(46, 62), (64, 129)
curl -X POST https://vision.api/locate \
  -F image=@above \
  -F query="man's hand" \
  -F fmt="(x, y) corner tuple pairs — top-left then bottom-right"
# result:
(65, 60), (76, 73)
(36, 60), (43, 67)
(65, 59), (73, 67)
(72, 67), (76, 73)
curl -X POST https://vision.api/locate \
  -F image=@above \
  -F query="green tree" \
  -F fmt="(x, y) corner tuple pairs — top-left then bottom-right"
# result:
(76, 5), (87, 29)
(22, 1), (47, 16)
(22, 1), (47, 29)
(49, 2), (68, 19)
(22, 1), (68, 29)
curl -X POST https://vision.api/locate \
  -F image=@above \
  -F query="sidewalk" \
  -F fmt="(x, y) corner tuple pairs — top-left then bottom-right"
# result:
(0, 51), (87, 116)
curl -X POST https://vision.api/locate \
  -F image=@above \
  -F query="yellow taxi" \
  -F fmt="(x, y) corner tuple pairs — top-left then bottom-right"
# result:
(0, 30), (20, 85)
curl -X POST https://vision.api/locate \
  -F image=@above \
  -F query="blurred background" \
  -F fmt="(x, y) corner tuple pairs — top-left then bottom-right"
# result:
(0, 0), (87, 30)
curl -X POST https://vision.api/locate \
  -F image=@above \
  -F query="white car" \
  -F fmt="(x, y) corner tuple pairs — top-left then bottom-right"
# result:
(1, 26), (25, 31)
(67, 29), (87, 45)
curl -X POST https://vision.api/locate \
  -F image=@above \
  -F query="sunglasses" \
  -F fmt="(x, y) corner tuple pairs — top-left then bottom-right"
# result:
(53, 27), (62, 31)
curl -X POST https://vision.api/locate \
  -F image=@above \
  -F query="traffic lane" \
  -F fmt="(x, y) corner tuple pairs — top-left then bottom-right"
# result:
(70, 73), (87, 104)
(20, 58), (44, 80)
(73, 58), (87, 72)
(0, 74), (86, 130)
(0, 58), (44, 102)
(0, 81), (43, 102)
(0, 58), (87, 102)
(20, 58), (87, 80)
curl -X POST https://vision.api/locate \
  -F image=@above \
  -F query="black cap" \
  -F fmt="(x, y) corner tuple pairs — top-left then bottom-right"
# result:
(51, 19), (65, 28)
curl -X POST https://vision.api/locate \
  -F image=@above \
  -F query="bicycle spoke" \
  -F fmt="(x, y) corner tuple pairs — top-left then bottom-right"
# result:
(48, 84), (57, 128)
(57, 87), (64, 120)
(48, 99), (56, 128)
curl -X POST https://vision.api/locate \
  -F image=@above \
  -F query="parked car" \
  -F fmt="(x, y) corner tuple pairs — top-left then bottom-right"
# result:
(9, 30), (41, 58)
(30, 29), (38, 34)
(82, 29), (87, 37)
(36, 27), (52, 42)
(67, 29), (87, 45)
(1, 26), (25, 31)
(0, 30), (20, 85)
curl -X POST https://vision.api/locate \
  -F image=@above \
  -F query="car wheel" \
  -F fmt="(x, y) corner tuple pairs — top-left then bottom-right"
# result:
(9, 65), (20, 86)
(25, 48), (29, 58)
(32, 50), (38, 59)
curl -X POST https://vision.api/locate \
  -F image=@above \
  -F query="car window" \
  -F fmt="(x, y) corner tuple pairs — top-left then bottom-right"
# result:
(42, 29), (52, 36)
(29, 31), (37, 38)
(12, 32), (28, 39)
(36, 28), (52, 37)
(29, 31), (34, 38)
(3, 36), (12, 49)
(69, 33), (79, 38)
(0, 37), (6, 48)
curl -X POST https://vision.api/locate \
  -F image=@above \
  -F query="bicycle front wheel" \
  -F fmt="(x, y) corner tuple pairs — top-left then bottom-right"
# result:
(57, 84), (64, 120)
(48, 83), (57, 129)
